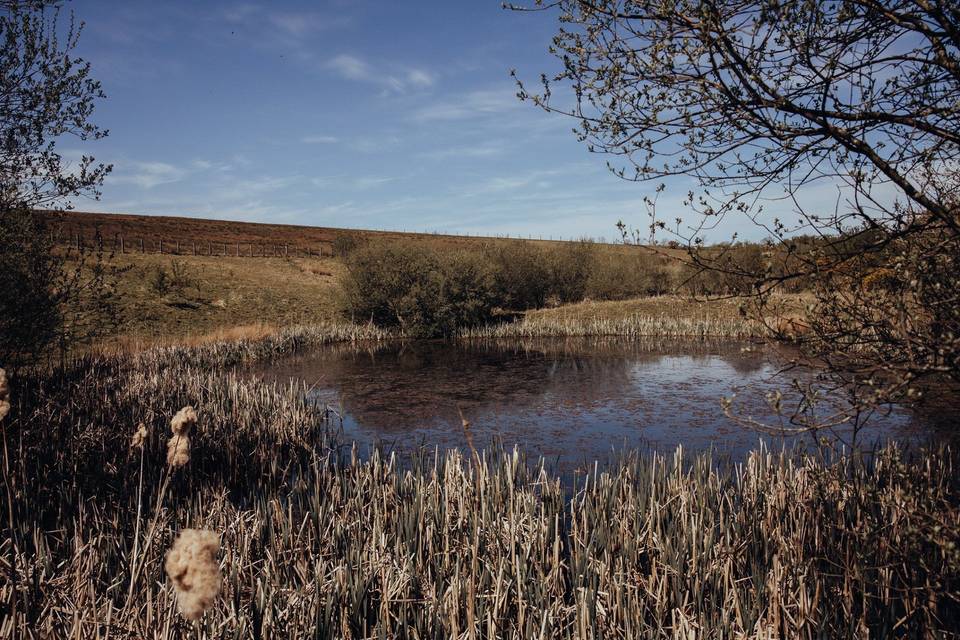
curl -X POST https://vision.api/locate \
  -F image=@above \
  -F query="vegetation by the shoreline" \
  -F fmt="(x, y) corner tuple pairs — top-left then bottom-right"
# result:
(2, 333), (957, 638)
(61, 236), (812, 348)
(338, 239), (796, 338)
(459, 310), (760, 339)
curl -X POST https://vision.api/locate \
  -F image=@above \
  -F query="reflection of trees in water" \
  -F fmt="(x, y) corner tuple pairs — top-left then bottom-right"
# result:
(250, 338), (768, 431)
(242, 338), (954, 459)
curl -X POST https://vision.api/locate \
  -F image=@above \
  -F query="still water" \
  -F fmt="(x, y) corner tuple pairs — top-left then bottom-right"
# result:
(245, 338), (950, 466)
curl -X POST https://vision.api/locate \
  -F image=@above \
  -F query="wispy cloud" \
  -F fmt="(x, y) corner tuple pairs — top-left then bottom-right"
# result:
(301, 135), (339, 144)
(224, 4), (350, 38)
(418, 140), (508, 160)
(109, 161), (186, 189)
(327, 54), (435, 94)
(350, 134), (403, 154)
(312, 175), (397, 190)
(413, 89), (520, 122)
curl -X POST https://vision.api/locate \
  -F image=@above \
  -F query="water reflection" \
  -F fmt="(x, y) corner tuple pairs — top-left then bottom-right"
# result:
(245, 338), (943, 466)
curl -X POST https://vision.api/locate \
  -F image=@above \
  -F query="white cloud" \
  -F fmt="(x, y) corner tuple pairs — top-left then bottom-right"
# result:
(311, 175), (397, 190)
(327, 54), (434, 94)
(413, 89), (520, 122)
(328, 54), (371, 81)
(406, 69), (435, 88)
(352, 176), (396, 189)
(419, 141), (507, 160)
(110, 161), (186, 189)
(301, 135), (339, 144)
(225, 5), (349, 38)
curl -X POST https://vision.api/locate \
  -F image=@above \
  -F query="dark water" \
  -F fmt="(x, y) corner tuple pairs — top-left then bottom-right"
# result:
(244, 338), (953, 467)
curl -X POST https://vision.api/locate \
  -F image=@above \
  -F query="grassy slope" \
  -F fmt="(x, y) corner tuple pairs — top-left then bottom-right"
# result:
(90, 252), (344, 343)
(63, 211), (802, 344)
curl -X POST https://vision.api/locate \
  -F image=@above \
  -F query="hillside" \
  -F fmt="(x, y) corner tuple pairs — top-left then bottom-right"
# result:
(50, 211), (691, 346)
(45, 210), (661, 258)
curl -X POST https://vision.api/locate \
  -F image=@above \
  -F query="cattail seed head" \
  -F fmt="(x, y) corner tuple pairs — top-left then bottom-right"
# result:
(171, 406), (197, 436)
(130, 422), (149, 449)
(166, 434), (191, 467)
(164, 528), (222, 621)
(0, 368), (8, 422)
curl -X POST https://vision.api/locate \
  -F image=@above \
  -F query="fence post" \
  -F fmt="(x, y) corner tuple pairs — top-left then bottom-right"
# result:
(159, 239), (163, 254)
(236, 243), (240, 257)
(119, 235), (124, 254)
(139, 238), (144, 253)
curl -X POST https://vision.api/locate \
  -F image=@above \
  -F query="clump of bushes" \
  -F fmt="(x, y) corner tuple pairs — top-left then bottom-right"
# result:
(331, 230), (366, 257)
(150, 259), (195, 297)
(340, 239), (686, 335)
(340, 241), (497, 337)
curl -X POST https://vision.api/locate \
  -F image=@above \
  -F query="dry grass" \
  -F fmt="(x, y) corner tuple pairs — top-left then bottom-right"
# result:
(463, 296), (762, 339)
(69, 251), (344, 343)
(1, 330), (957, 638)
(461, 294), (815, 340)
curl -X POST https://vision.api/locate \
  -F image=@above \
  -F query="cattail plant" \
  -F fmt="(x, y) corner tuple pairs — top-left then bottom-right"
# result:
(130, 422), (149, 449)
(164, 528), (222, 620)
(166, 406), (196, 467)
(0, 367), (9, 421)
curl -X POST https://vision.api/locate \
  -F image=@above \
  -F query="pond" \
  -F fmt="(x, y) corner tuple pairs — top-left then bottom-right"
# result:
(244, 338), (952, 467)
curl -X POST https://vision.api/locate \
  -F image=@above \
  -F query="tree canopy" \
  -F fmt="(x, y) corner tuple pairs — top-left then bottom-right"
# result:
(514, 0), (960, 436)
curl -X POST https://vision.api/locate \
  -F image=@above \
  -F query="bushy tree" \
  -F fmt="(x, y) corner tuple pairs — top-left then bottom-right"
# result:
(340, 242), (497, 337)
(0, 0), (112, 367)
(486, 241), (552, 310)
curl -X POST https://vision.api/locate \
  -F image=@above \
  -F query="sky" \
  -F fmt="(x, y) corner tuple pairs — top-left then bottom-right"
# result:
(61, 0), (857, 242)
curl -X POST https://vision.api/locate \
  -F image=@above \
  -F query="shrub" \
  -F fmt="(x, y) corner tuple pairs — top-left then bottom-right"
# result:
(587, 252), (671, 299)
(548, 240), (595, 303)
(485, 241), (552, 310)
(331, 231), (366, 257)
(340, 242), (497, 337)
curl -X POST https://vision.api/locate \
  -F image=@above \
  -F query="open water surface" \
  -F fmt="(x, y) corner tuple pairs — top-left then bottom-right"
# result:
(244, 338), (953, 467)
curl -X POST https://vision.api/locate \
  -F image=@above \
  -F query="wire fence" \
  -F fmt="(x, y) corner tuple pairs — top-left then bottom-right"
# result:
(53, 231), (331, 258)
(51, 226), (623, 260)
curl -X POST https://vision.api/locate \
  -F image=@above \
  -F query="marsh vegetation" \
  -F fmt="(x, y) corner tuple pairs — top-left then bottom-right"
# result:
(2, 332), (958, 638)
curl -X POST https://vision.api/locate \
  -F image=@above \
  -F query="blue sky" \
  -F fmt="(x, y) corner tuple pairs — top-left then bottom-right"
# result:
(63, 0), (853, 241)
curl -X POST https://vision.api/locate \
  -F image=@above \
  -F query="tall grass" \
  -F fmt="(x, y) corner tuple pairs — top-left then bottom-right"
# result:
(460, 312), (761, 340)
(1, 331), (956, 638)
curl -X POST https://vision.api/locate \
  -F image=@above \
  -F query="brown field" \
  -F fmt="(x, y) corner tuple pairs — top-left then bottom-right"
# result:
(46, 210), (671, 258)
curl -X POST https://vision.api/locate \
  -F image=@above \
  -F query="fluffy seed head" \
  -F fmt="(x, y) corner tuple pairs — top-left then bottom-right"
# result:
(0, 368), (8, 422)
(130, 422), (149, 449)
(171, 406), (197, 436)
(164, 528), (222, 621)
(166, 434), (191, 467)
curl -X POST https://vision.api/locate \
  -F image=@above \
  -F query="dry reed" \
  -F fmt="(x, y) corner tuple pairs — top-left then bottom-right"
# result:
(459, 312), (761, 340)
(1, 329), (955, 638)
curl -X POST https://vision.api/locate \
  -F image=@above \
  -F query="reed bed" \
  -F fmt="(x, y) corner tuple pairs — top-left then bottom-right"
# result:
(459, 313), (761, 340)
(1, 331), (957, 638)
